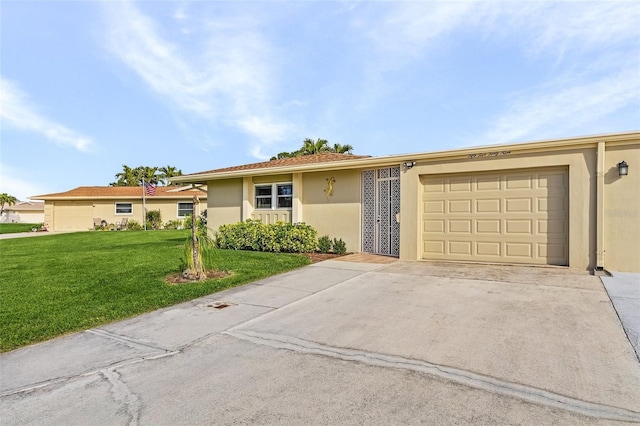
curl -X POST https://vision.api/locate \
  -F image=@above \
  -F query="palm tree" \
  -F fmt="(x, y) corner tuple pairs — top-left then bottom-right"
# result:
(136, 166), (159, 186)
(0, 193), (17, 215)
(270, 151), (300, 161)
(332, 143), (354, 154)
(111, 165), (139, 186)
(299, 138), (331, 155)
(159, 165), (183, 186)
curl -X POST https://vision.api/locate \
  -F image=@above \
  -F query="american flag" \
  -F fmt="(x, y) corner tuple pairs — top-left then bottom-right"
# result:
(144, 182), (156, 196)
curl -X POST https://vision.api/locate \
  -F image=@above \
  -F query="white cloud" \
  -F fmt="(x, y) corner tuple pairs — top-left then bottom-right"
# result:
(102, 0), (293, 158)
(479, 65), (640, 145)
(0, 163), (48, 201)
(0, 78), (94, 152)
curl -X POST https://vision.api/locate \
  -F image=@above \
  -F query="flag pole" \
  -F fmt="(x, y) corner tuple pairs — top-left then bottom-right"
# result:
(142, 177), (147, 231)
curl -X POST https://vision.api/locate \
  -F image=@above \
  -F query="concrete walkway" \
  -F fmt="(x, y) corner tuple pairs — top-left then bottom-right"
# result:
(1, 259), (639, 425)
(602, 271), (640, 361)
(0, 231), (76, 240)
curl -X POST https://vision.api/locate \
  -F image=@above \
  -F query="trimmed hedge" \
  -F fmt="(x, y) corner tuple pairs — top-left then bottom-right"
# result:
(215, 220), (318, 253)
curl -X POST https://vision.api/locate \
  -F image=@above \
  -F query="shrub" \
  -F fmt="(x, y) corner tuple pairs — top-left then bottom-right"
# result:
(318, 235), (332, 253)
(332, 238), (347, 255)
(126, 219), (143, 231)
(164, 219), (183, 230)
(215, 220), (317, 253)
(146, 210), (162, 230)
(184, 214), (207, 235)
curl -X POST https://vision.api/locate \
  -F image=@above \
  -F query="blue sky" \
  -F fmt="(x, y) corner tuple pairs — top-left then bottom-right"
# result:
(1, 1), (638, 200)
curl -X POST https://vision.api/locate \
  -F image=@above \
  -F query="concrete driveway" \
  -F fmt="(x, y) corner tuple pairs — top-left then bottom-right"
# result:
(2, 257), (639, 425)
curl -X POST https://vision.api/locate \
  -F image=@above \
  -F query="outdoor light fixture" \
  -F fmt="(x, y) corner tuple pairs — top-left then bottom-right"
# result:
(618, 160), (629, 176)
(403, 161), (416, 169)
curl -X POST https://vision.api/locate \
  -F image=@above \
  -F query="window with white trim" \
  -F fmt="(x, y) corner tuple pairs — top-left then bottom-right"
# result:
(254, 183), (293, 209)
(177, 202), (194, 217)
(115, 203), (133, 215)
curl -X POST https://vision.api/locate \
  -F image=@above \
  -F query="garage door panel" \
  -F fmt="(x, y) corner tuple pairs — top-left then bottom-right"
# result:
(424, 240), (445, 255)
(505, 242), (533, 258)
(505, 198), (532, 213)
(424, 220), (445, 233)
(506, 174), (533, 189)
(505, 219), (532, 234)
(477, 177), (500, 191)
(449, 241), (472, 255)
(449, 220), (471, 233)
(422, 167), (568, 265)
(449, 200), (472, 213)
(424, 200), (445, 213)
(476, 242), (501, 256)
(476, 219), (500, 234)
(477, 199), (501, 213)
(450, 178), (472, 192)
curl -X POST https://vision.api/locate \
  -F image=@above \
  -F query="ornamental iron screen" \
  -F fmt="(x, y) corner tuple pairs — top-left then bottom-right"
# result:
(361, 167), (400, 256)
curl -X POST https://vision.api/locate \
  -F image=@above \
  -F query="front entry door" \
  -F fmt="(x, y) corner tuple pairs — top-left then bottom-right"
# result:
(362, 167), (401, 256)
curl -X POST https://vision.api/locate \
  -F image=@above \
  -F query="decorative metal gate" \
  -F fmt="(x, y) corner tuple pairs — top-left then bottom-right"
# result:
(362, 167), (401, 256)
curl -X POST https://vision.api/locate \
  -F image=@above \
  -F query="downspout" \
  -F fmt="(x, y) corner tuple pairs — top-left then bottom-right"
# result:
(242, 177), (252, 221)
(292, 173), (303, 223)
(595, 141), (605, 273)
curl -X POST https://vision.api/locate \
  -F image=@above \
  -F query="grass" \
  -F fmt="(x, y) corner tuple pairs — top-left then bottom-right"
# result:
(0, 230), (311, 352)
(0, 223), (42, 234)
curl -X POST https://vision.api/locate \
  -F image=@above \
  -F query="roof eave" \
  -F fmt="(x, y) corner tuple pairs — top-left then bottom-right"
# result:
(173, 130), (640, 183)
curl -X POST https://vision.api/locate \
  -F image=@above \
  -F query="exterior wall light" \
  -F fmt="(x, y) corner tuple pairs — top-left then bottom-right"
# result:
(618, 161), (629, 176)
(403, 161), (416, 169)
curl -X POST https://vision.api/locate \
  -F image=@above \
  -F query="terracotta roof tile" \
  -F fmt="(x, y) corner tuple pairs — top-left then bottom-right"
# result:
(32, 186), (206, 199)
(182, 153), (371, 177)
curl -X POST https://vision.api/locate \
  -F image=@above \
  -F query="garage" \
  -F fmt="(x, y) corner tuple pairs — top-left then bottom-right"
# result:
(421, 167), (568, 265)
(52, 201), (93, 231)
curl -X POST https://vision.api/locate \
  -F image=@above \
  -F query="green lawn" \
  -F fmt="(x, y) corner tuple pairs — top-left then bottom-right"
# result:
(0, 223), (42, 234)
(0, 231), (310, 352)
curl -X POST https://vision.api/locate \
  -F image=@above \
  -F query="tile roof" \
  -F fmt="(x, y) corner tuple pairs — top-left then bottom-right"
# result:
(31, 186), (206, 199)
(182, 153), (371, 177)
(2, 201), (45, 211)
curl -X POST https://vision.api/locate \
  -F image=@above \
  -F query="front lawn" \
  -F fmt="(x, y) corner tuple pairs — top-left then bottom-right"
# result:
(0, 223), (41, 234)
(0, 231), (310, 352)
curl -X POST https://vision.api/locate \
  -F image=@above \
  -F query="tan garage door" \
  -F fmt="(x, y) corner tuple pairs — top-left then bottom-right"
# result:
(422, 167), (568, 265)
(53, 201), (93, 231)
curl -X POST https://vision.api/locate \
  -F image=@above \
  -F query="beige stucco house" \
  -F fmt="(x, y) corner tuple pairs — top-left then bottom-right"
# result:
(31, 186), (206, 231)
(174, 131), (640, 273)
(0, 201), (45, 224)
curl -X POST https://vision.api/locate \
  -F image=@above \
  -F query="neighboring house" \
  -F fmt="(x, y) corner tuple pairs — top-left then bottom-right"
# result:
(172, 131), (640, 273)
(30, 186), (206, 231)
(0, 201), (45, 224)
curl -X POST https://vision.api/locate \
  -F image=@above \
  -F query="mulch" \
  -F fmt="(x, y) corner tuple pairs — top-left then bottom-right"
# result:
(165, 252), (346, 284)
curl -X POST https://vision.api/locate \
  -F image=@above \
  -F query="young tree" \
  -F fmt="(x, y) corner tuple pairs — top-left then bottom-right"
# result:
(0, 193), (18, 215)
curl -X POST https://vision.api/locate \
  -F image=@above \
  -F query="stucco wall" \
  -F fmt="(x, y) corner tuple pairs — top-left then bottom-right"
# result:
(207, 178), (243, 231)
(92, 199), (203, 227)
(604, 143), (640, 272)
(401, 146), (597, 271)
(302, 170), (361, 253)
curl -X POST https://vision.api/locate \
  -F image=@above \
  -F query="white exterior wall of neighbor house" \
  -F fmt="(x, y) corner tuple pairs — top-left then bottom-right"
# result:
(1, 211), (45, 223)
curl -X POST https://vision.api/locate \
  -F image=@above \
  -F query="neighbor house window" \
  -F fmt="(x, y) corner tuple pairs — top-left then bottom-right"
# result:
(177, 202), (194, 217)
(115, 203), (133, 215)
(254, 183), (293, 209)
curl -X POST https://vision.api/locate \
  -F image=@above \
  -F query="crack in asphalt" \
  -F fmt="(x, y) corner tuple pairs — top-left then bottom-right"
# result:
(101, 368), (142, 426)
(225, 329), (640, 423)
